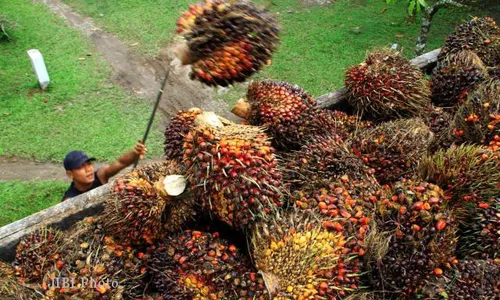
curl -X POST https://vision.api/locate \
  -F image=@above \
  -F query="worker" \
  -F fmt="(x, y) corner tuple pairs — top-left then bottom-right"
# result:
(61, 141), (147, 201)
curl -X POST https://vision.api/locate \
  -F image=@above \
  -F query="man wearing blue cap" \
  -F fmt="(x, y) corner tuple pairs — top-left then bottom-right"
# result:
(62, 141), (147, 201)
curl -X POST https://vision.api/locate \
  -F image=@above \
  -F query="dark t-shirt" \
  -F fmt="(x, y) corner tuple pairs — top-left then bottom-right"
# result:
(62, 171), (103, 201)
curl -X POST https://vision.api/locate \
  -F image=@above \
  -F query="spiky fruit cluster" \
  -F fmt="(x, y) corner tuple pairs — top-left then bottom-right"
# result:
(245, 80), (349, 150)
(105, 162), (177, 245)
(350, 118), (434, 185)
(431, 50), (488, 107)
(284, 135), (375, 191)
(149, 230), (269, 299)
(345, 50), (431, 120)
(177, 0), (279, 86)
(440, 17), (500, 67)
(425, 106), (454, 152)
(13, 227), (63, 282)
(162, 193), (199, 233)
(251, 210), (355, 299)
(458, 196), (500, 260)
(370, 180), (458, 298)
(42, 218), (146, 299)
(424, 260), (500, 299)
(452, 79), (500, 146)
(183, 121), (283, 229)
(419, 144), (500, 206)
(164, 108), (203, 162)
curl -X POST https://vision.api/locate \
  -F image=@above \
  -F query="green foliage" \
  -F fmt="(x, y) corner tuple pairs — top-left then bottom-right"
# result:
(0, 0), (163, 162)
(386, 0), (429, 16)
(0, 181), (68, 227)
(0, 14), (18, 41)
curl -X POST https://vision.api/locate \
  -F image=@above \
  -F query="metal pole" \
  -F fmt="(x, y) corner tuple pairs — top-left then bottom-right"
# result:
(133, 68), (171, 168)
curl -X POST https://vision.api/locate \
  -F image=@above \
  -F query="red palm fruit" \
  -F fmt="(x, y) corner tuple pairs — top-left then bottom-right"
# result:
(182, 118), (284, 229)
(440, 17), (500, 68)
(240, 80), (349, 150)
(250, 209), (352, 299)
(176, 0), (279, 87)
(431, 50), (489, 108)
(13, 227), (63, 282)
(424, 106), (455, 152)
(345, 49), (431, 121)
(149, 230), (269, 299)
(349, 118), (433, 184)
(164, 108), (203, 162)
(451, 79), (500, 146)
(419, 144), (500, 209)
(368, 180), (458, 298)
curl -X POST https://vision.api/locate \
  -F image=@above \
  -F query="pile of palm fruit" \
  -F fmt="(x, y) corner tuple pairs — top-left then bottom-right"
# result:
(1, 6), (500, 298)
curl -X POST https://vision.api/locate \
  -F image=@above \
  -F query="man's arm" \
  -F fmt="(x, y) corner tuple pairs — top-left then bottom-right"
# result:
(97, 141), (147, 184)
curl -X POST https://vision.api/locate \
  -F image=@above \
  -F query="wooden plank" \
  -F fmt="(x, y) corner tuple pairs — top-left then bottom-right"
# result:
(316, 48), (441, 110)
(0, 184), (110, 262)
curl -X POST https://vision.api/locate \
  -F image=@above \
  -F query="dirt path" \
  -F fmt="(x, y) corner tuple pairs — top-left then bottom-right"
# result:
(38, 0), (235, 123)
(0, 157), (162, 181)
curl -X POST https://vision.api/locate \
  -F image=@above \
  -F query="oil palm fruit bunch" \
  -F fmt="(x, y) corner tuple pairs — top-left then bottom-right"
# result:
(164, 108), (203, 162)
(451, 79), (500, 146)
(345, 49), (431, 121)
(457, 196), (500, 260)
(350, 118), (434, 185)
(13, 227), (64, 282)
(182, 114), (284, 229)
(431, 50), (489, 107)
(250, 209), (359, 299)
(369, 180), (458, 298)
(233, 80), (349, 150)
(440, 17), (500, 68)
(162, 187), (199, 233)
(106, 160), (186, 246)
(175, 0), (279, 87)
(330, 110), (373, 133)
(148, 230), (269, 299)
(0, 261), (40, 299)
(283, 134), (375, 191)
(419, 144), (500, 207)
(42, 218), (146, 299)
(425, 106), (455, 152)
(423, 260), (500, 299)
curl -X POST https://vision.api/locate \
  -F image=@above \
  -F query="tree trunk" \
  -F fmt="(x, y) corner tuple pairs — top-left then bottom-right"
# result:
(415, 6), (439, 55)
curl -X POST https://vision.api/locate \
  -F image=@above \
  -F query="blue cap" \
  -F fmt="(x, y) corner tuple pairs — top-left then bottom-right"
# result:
(63, 151), (95, 170)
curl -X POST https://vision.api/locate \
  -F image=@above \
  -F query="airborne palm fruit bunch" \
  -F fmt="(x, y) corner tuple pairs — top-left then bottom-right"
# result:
(440, 17), (500, 68)
(431, 50), (488, 107)
(250, 210), (356, 299)
(42, 217), (146, 299)
(350, 118), (434, 185)
(452, 79), (500, 146)
(370, 180), (458, 298)
(345, 50), (431, 120)
(13, 227), (64, 282)
(423, 260), (500, 299)
(242, 80), (349, 150)
(104, 161), (185, 246)
(164, 108), (203, 162)
(457, 196), (500, 260)
(149, 230), (269, 299)
(419, 144), (500, 207)
(176, 0), (279, 86)
(182, 115), (283, 229)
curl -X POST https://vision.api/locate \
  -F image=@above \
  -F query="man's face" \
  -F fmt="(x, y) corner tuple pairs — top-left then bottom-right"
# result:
(67, 161), (95, 184)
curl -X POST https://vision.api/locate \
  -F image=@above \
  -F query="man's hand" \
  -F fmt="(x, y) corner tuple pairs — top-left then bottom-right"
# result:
(134, 140), (147, 160)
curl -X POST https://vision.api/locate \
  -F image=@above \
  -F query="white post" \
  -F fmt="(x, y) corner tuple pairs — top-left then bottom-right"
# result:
(27, 49), (50, 90)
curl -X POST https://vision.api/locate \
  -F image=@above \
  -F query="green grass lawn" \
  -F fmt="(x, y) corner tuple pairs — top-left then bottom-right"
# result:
(0, 181), (68, 227)
(0, 0), (163, 163)
(62, 0), (487, 97)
